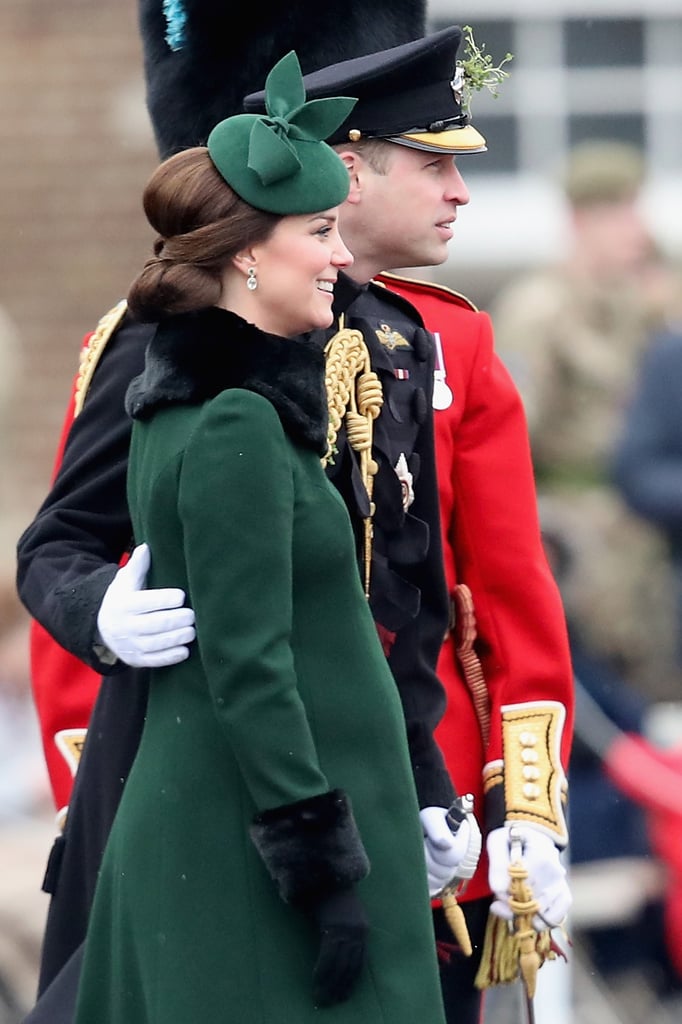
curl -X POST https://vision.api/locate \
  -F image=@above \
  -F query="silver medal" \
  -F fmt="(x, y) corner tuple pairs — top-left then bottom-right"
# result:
(432, 332), (453, 409)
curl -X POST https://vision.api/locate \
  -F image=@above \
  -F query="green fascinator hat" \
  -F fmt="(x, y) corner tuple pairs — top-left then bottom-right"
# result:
(207, 51), (357, 215)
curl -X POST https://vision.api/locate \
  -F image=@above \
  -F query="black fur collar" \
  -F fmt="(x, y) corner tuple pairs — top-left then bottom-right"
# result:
(125, 307), (329, 455)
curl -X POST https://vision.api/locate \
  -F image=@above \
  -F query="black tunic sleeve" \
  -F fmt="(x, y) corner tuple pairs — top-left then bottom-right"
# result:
(16, 316), (153, 670)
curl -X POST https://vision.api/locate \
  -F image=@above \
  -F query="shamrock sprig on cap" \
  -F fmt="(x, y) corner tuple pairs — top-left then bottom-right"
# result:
(457, 25), (513, 112)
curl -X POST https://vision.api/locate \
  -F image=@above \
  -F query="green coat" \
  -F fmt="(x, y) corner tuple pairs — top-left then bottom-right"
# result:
(74, 308), (446, 1024)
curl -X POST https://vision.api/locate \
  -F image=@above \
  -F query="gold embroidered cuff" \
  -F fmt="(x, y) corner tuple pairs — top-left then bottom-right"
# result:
(500, 701), (568, 846)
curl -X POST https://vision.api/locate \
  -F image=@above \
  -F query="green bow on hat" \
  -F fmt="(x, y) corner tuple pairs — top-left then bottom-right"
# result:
(207, 51), (357, 215)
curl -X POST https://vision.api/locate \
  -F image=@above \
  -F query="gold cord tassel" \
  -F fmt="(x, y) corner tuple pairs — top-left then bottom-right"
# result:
(323, 319), (382, 596)
(508, 857), (542, 998)
(442, 887), (473, 957)
(474, 845), (556, 994)
(474, 914), (554, 993)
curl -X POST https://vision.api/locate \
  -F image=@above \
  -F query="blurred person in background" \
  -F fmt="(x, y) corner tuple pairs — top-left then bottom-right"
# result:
(613, 257), (682, 676)
(0, 583), (47, 821)
(543, 527), (682, 1016)
(0, 578), (52, 1024)
(0, 305), (20, 424)
(0, 304), (51, 1021)
(611, 275), (682, 1015)
(491, 139), (678, 703)
(0, 304), (22, 575)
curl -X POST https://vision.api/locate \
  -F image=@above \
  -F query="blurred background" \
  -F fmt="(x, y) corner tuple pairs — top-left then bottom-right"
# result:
(1, 1), (682, 1021)
(430, 0), (682, 296)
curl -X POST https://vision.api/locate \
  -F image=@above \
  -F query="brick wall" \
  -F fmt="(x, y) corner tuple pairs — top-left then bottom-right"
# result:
(0, 0), (158, 571)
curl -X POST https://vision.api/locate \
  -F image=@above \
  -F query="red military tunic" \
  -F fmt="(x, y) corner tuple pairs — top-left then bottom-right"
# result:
(378, 273), (574, 902)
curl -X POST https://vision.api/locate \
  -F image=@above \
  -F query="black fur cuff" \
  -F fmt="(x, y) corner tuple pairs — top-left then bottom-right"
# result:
(250, 789), (370, 907)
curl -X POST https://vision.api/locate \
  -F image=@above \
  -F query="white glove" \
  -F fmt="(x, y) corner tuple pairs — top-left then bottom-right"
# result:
(487, 824), (572, 930)
(96, 543), (196, 668)
(420, 805), (482, 898)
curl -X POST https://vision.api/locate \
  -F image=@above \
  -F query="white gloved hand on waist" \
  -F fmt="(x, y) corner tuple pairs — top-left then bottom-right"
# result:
(96, 543), (196, 668)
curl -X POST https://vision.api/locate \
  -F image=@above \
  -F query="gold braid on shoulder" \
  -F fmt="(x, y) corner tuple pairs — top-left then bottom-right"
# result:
(73, 300), (128, 417)
(323, 316), (383, 597)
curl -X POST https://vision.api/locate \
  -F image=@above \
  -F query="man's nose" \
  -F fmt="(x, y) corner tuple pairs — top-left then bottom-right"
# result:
(446, 164), (470, 206)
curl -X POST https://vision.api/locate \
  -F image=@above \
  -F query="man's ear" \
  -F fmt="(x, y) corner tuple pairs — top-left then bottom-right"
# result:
(336, 150), (363, 204)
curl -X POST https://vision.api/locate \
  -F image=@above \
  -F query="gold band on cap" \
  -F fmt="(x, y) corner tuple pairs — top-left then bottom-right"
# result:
(500, 701), (568, 845)
(396, 123), (487, 154)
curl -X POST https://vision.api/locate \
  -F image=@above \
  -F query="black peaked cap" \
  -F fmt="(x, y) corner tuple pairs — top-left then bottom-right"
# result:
(243, 25), (486, 154)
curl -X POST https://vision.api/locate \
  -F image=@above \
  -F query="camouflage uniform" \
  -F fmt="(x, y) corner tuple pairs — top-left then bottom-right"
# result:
(492, 266), (678, 699)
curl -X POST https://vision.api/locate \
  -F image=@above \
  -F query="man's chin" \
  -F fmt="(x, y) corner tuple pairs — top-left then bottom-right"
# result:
(402, 246), (449, 271)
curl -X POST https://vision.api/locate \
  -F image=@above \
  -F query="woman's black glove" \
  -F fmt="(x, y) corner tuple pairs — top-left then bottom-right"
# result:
(249, 789), (371, 1006)
(309, 886), (368, 1007)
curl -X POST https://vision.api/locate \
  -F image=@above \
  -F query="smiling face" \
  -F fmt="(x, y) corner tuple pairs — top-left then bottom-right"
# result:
(229, 209), (353, 337)
(337, 143), (471, 282)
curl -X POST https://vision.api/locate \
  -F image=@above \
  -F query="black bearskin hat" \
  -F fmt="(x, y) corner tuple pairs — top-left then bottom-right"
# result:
(139, 0), (427, 158)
